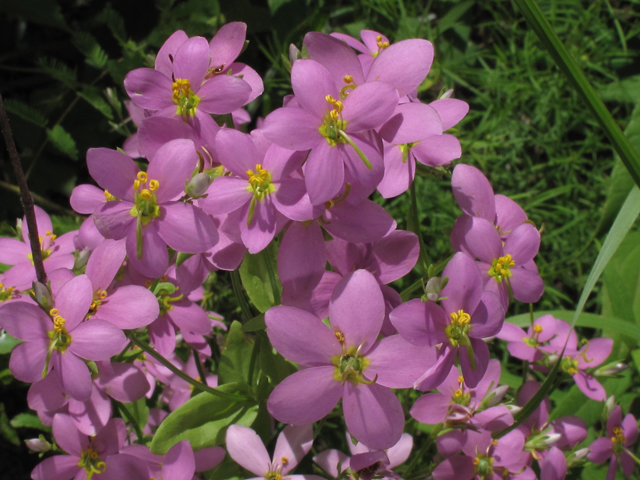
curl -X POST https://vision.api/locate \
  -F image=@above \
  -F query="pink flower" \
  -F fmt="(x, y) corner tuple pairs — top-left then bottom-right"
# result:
(588, 406), (638, 479)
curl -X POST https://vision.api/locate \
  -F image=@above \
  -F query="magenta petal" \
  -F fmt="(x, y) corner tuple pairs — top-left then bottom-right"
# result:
(469, 291), (504, 339)
(163, 440), (196, 480)
(96, 286), (159, 329)
(304, 141), (345, 205)
(621, 451), (635, 477)
(194, 446), (226, 472)
(53, 413), (89, 456)
(273, 424), (314, 474)
(96, 362), (150, 402)
(278, 221), (326, 298)
(215, 128), (262, 177)
(226, 425), (271, 476)
(166, 302), (211, 335)
(623, 413), (638, 445)
(429, 99), (469, 130)
(268, 366), (342, 425)
(313, 449), (349, 477)
(495, 194), (527, 236)
(31, 454), (81, 480)
(410, 393), (451, 425)
(414, 347), (456, 391)
(432, 457), (475, 480)
(209, 22), (247, 66)
(197, 75), (252, 114)
(155, 30), (188, 76)
(173, 37), (210, 89)
(157, 202), (218, 253)
(459, 337), (489, 388)
(87, 148), (139, 201)
(147, 140), (198, 203)
(85, 239), (126, 291)
(148, 316), (176, 356)
(126, 222), (168, 279)
(389, 299), (448, 347)
(68, 320), (126, 361)
(343, 382), (404, 450)
(28, 372), (67, 413)
(0, 301), (51, 341)
(440, 252), (483, 315)
(137, 116), (197, 159)
(266, 306), (340, 366)
(504, 223), (540, 266)
(374, 230), (420, 284)
(509, 268), (544, 304)
(574, 371), (606, 401)
(323, 200), (395, 244)
(412, 134), (462, 167)
(587, 437), (613, 463)
(473, 406), (513, 431)
(99, 454), (149, 480)
(124, 68), (173, 110)
(68, 386), (111, 436)
(9, 340), (49, 383)
(0, 237), (30, 264)
(365, 335), (434, 388)
(56, 275), (94, 331)
(451, 164), (495, 222)
(379, 103), (442, 144)
(93, 201), (136, 240)
(292, 59), (340, 119)
(329, 270), (384, 354)
(239, 197), (277, 254)
(262, 106), (323, 151)
(201, 177), (253, 215)
(55, 352), (92, 401)
(273, 178), (319, 221)
(341, 133), (384, 204)
(304, 32), (365, 85)
(342, 82), (398, 132)
(229, 63), (264, 102)
(366, 39), (434, 97)
(378, 142), (415, 198)
(463, 217), (503, 263)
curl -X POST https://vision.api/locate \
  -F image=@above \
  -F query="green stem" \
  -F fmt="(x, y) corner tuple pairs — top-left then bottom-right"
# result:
(624, 448), (640, 466)
(115, 400), (144, 443)
(193, 349), (207, 384)
(126, 332), (247, 401)
(247, 334), (261, 387)
(231, 270), (254, 321)
(402, 426), (439, 478)
(262, 247), (281, 306)
(115, 340), (133, 363)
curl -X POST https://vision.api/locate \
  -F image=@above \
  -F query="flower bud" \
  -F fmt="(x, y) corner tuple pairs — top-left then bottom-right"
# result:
(567, 447), (589, 467)
(595, 362), (628, 377)
(289, 44), (301, 66)
(74, 249), (91, 271)
(32, 281), (53, 311)
(185, 172), (213, 199)
(440, 88), (454, 99)
(424, 277), (442, 301)
(25, 436), (51, 453)
(483, 385), (509, 407)
(603, 395), (616, 419)
(506, 405), (522, 415)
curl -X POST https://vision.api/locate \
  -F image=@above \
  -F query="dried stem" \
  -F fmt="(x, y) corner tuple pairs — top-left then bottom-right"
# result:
(0, 93), (46, 284)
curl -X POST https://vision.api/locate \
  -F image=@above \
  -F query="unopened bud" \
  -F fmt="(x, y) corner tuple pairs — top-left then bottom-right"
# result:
(485, 385), (509, 407)
(185, 172), (212, 198)
(425, 277), (442, 301)
(525, 429), (561, 451)
(567, 447), (589, 467)
(440, 88), (454, 99)
(25, 437), (51, 453)
(289, 44), (301, 66)
(16, 218), (23, 239)
(32, 282), (53, 311)
(604, 395), (616, 419)
(74, 249), (91, 271)
(506, 405), (522, 415)
(595, 362), (628, 377)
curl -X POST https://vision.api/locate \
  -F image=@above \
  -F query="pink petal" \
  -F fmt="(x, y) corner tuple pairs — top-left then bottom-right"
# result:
(262, 106), (323, 151)
(215, 128), (262, 177)
(374, 230), (420, 284)
(124, 68), (173, 110)
(95, 285), (160, 329)
(0, 237), (30, 264)
(379, 102), (442, 144)
(342, 82), (398, 132)
(31, 454), (80, 480)
(273, 424), (314, 474)
(278, 221), (326, 298)
(9, 340), (49, 383)
(432, 456), (476, 480)
(200, 177), (253, 216)
(68, 386), (111, 436)
(163, 440), (196, 480)
(266, 306), (341, 366)
(268, 366), (342, 425)
(323, 200), (395, 244)
(52, 413), (89, 456)
(410, 393), (451, 425)
(412, 134), (462, 167)
(342, 382), (404, 450)
(429, 99), (469, 130)
(209, 22), (247, 67)
(389, 298), (449, 347)
(329, 270), (384, 354)
(85, 239), (127, 291)
(304, 32), (365, 86)
(197, 75), (252, 114)
(377, 142), (415, 199)
(55, 351), (92, 401)
(0, 301), (51, 341)
(93, 201), (136, 240)
(68, 320), (126, 361)
(587, 437), (613, 463)
(87, 148), (139, 201)
(366, 335), (434, 388)
(451, 164), (495, 221)
(509, 268), (544, 304)
(56, 275), (94, 331)
(292, 59), (340, 119)
(226, 425), (272, 476)
(157, 202), (218, 253)
(147, 139), (199, 203)
(96, 362), (150, 402)
(126, 222), (168, 279)
(173, 36), (210, 89)
(155, 30), (189, 76)
(304, 140), (345, 205)
(239, 197), (277, 254)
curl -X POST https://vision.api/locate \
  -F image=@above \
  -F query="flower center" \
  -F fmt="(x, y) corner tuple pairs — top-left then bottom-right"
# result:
(561, 356), (580, 375)
(445, 310), (471, 347)
(611, 426), (627, 455)
(129, 171), (161, 224)
(523, 324), (544, 347)
(27, 229), (57, 263)
(157, 289), (183, 315)
(78, 447), (106, 479)
(172, 78), (201, 118)
(473, 454), (494, 478)
(488, 254), (515, 282)
(87, 289), (108, 318)
(372, 35), (390, 57)
(246, 164), (275, 199)
(319, 95), (347, 146)
(332, 342), (371, 385)
(0, 283), (16, 302)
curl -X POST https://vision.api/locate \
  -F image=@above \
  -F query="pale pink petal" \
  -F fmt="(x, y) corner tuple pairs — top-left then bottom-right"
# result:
(55, 352), (92, 401)
(342, 82), (398, 132)
(429, 99), (469, 130)
(379, 103), (442, 144)
(155, 30), (189, 76)
(124, 68), (173, 110)
(173, 36), (210, 89)
(68, 386), (111, 436)
(365, 335), (435, 388)
(226, 425), (272, 476)
(87, 148), (139, 201)
(273, 424), (314, 474)
(209, 22), (247, 67)
(304, 141), (344, 205)
(304, 32), (365, 85)
(85, 239), (126, 291)
(56, 275), (93, 331)
(278, 221), (326, 298)
(95, 285), (159, 329)
(197, 75), (252, 114)
(68, 320), (126, 361)
(9, 340), (49, 383)
(31, 454), (80, 480)
(0, 301), (51, 341)
(292, 59), (340, 119)
(157, 202), (218, 253)
(412, 134), (461, 167)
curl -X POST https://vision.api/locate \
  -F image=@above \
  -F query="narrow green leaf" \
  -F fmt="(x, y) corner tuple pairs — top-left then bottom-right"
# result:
(239, 243), (281, 313)
(38, 57), (77, 89)
(0, 404), (19, 446)
(72, 32), (109, 69)
(514, 0), (640, 189)
(4, 99), (48, 128)
(149, 383), (257, 455)
(10, 413), (49, 431)
(218, 321), (254, 385)
(46, 125), (78, 160)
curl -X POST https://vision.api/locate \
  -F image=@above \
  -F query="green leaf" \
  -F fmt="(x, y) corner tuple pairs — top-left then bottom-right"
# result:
(238, 242), (281, 313)
(0, 331), (21, 354)
(149, 383), (258, 455)
(0, 404), (19, 446)
(514, 0), (640, 189)
(72, 32), (109, 69)
(218, 321), (254, 385)
(4, 99), (48, 128)
(77, 87), (113, 120)
(47, 125), (78, 160)
(38, 57), (77, 89)
(10, 413), (49, 431)
(123, 397), (149, 433)
(506, 310), (640, 342)
(241, 313), (266, 332)
(259, 339), (296, 388)
(599, 75), (640, 103)
(437, 1), (474, 33)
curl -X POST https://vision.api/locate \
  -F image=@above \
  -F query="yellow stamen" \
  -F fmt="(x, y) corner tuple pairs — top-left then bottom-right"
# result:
(49, 308), (59, 317)
(149, 180), (159, 191)
(453, 389), (463, 398)
(335, 331), (345, 343)
(133, 179), (140, 190)
(533, 324), (543, 334)
(137, 172), (148, 183)
(140, 189), (152, 200)
(281, 457), (289, 466)
(330, 109), (339, 120)
(457, 375), (464, 383)
(449, 310), (471, 326)
(53, 315), (66, 332)
(343, 75), (353, 84)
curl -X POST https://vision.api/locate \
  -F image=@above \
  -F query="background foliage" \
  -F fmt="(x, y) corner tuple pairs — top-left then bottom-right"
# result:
(2, 0), (640, 478)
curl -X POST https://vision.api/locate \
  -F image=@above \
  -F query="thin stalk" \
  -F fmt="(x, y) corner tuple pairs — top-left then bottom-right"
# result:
(247, 334), (261, 387)
(115, 400), (144, 443)
(193, 349), (207, 384)
(262, 247), (281, 306)
(402, 426), (439, 478)
(126, 332), (247, 401)
(231, 270), (254, 321)
(0, 93), (46, 284)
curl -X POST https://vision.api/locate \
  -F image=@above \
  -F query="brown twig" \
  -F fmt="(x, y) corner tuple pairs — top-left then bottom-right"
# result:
(0, 93), (46, 284)
(0, 179), (81, 219)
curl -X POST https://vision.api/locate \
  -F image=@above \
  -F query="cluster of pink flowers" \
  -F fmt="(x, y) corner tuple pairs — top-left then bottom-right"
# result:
(0, 23), (636, 480)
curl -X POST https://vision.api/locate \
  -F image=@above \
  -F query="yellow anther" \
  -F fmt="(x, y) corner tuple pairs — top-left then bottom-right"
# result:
(330, 110), (340, 120)
(343, 75), (353, 84)
(144, 280), (153, 288)
(458, 375), (464, 383)
(45, 230), (52, 235)
(567, 367), (577, 375)
(49, 308), (59, 317)
(453, 389), (463, 398)
(281, 456), (289, 465)
(137, 172), (148, 183)
(473, 457), (480, 465)
(140, 189), (152, 200)
(90, 301), (97, 311)
(533, 324), (543, 334)
(376, 35), (382, 42)
(325, 94), (336, 104)
(133, 179), (140, 190)
(612, 436), (618, 443)
(98, 290), (107, 299)
(335, 331), (345, 343)
(333, 101), (343, 112)
(149, 179), (159, 191)
(53, 315), (66, 332)
(172, 78), (192, 100)
(50, 234), (57, 241)
(491, 439), (499, 446)
(450, 310), (471, 326)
